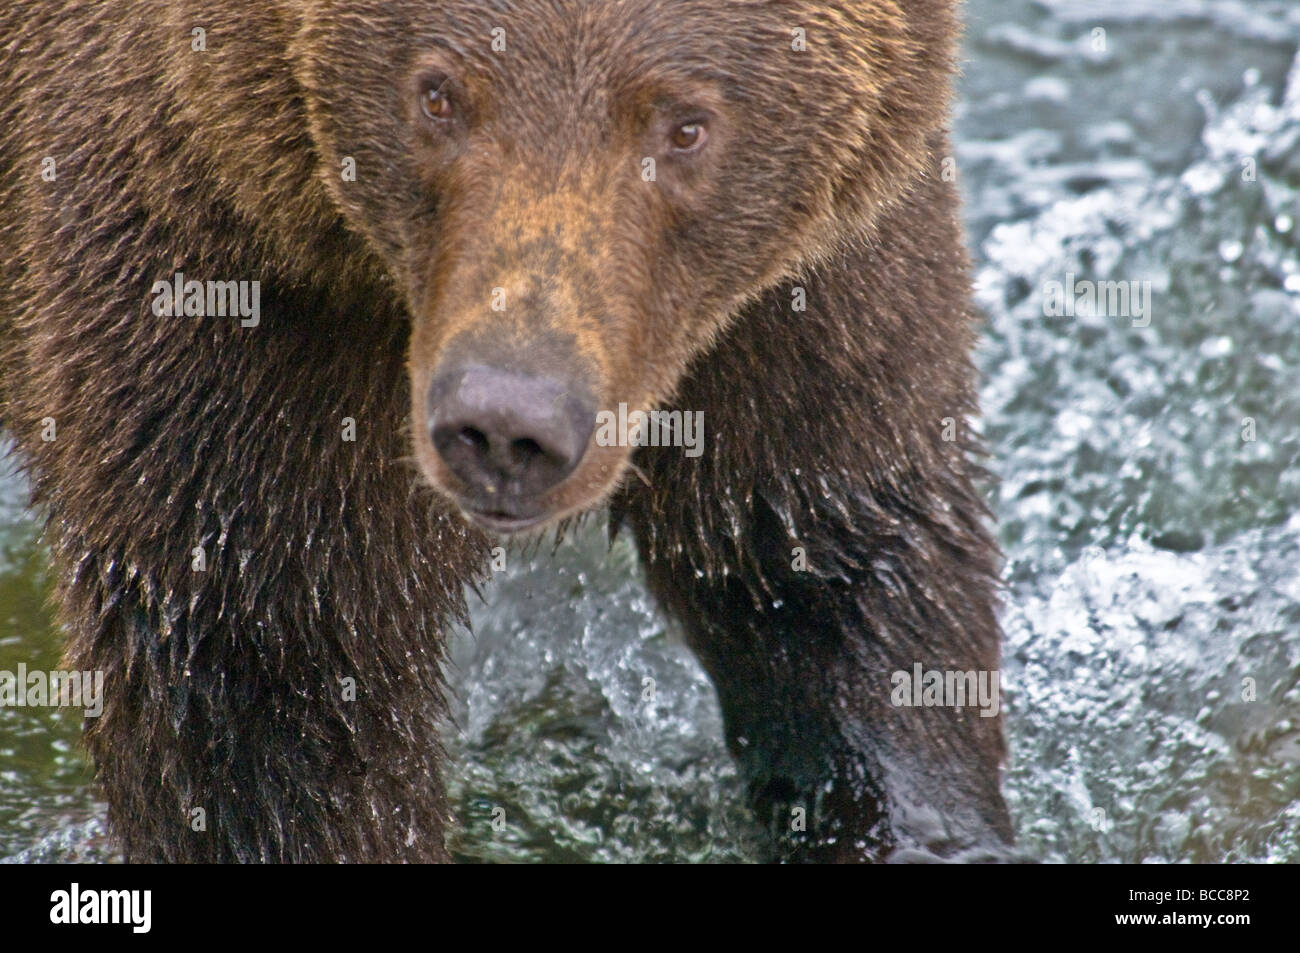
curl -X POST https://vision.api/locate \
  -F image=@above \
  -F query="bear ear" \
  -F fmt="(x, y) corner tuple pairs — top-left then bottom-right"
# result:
(793, 0), (962, 256)
(287, 5), (420, 267)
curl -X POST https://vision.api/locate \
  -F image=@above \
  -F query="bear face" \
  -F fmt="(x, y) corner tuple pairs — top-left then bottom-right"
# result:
(290, 0), (959, 532)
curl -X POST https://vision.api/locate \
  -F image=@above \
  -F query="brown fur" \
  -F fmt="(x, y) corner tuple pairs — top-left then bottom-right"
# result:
(0, 0), (1012, 861)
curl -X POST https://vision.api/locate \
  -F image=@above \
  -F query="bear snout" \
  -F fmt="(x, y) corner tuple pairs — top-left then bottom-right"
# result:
(426, 362), (596, 530)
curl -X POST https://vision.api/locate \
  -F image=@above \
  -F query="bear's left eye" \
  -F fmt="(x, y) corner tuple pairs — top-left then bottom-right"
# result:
(419, 79), (454, 122)
(670, 121), (707, 152)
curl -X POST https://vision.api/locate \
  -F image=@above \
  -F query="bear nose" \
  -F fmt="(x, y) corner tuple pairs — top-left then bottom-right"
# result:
(427, 365), (595, 499)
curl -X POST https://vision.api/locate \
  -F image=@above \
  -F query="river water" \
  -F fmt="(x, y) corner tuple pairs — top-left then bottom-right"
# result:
(3, 0), (1298, 863)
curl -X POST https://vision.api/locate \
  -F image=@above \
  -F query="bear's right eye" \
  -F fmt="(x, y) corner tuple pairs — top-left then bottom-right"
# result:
(670, 122), (706, 152)
(419, 79), (454, 122)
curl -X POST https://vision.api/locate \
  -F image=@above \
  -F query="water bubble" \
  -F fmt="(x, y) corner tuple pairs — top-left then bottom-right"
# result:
(1181, 163), (1226, 196)
(1199, 336), (1234, 358)
(1025, 76), (1070, 103)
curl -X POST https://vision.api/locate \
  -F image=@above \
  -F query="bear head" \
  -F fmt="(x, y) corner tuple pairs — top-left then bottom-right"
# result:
(291, 0), (958, 532)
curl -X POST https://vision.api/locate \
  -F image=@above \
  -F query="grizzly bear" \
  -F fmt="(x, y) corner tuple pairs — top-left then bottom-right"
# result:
(0, 0), (1013, 862)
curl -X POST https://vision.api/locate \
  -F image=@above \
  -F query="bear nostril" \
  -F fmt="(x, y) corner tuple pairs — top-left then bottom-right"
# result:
(458, 427), (489, 454)
(509, 437), (545, 468)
